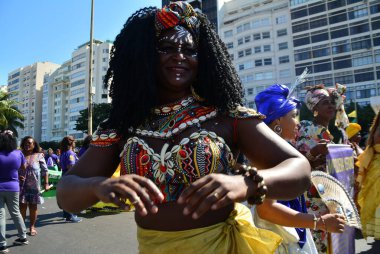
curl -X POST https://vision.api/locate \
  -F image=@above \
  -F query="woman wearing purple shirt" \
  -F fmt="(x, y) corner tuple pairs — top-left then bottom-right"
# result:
(0, 131), (29, 253)
(59, 136), (81, 223)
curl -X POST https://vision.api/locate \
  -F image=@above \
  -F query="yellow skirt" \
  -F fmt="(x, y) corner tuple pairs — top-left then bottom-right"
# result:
(137, 203), (282, 254)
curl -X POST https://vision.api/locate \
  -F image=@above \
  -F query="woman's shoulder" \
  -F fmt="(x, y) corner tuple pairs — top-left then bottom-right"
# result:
(226, 105), (265, 120)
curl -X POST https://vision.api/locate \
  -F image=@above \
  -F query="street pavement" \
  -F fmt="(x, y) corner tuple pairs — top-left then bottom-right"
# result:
(4, 197), (380, 254)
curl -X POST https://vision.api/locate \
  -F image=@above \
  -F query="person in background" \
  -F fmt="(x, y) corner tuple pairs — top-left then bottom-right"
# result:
(78, 135), (92, 158)
(59, 136), (81, 223)
(45, 148), (60, 171)
(295, 85), (346, 253)
(255, 84), (345, 254)
(346, 123), (364, 157)
(346, 122), (364, 210)
(19, 136), (49, 236)
(0, 130), (29, 253)
(57, 3), (311, 253)
(356, 111), (380, 241)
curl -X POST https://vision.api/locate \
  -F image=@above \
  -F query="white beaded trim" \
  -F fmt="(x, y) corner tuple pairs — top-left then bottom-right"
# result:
(153, 97), (195, 115)
(135, 110), (217, 139)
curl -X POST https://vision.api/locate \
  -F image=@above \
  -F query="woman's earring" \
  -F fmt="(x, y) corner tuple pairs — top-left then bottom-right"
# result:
(313, 110), (319, 117)
(274, 125), (282, 135)
(191, 85), (205, 102)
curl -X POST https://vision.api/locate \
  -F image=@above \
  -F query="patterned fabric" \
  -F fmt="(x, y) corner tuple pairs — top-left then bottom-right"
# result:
(91, 99), (264, 203)
(19, 153), (47, 204)
(304, 86), (330, 112)
(295, 120), (334, 254)
(295, 120), (333, 163)
(255, 84), (301, 124)
(357, 144), (380, 239)
(91, 128), (120, 148)
(155, 1), (200, 40)
(228, 105), (265, 119)
(137, 203), (282, 254)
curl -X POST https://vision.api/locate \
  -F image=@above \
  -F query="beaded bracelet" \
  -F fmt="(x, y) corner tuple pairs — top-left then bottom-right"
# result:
(241, 165), (267, 205)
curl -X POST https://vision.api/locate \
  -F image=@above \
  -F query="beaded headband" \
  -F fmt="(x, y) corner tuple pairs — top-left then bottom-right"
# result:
(155, 1), (200, 43)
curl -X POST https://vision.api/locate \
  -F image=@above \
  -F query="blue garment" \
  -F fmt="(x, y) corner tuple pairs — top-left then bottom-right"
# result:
(255, 84), (301, 124)
(278, 195), (307, 248)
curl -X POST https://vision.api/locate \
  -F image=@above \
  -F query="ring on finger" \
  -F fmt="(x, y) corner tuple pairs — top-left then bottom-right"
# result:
(213, 192), (220, 199)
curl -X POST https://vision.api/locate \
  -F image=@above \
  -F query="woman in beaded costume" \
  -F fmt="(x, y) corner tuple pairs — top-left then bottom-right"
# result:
(57, 2), (311, 253)
(254, 84), (345, 254)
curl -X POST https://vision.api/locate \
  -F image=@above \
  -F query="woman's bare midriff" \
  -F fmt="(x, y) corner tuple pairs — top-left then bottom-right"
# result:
(135, 202), (234, 231)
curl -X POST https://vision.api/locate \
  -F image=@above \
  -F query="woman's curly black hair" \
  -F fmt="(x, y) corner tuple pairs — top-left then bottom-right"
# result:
(103, 7), (243, 134)
(0, 131), (17, 152)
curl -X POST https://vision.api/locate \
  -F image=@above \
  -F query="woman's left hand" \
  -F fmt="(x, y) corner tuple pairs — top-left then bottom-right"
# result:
(177, 174), (250, 219)
(44, 183), (51, 191)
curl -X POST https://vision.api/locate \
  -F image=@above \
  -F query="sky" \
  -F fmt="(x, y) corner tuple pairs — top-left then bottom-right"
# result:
(0, 0), (162, 85)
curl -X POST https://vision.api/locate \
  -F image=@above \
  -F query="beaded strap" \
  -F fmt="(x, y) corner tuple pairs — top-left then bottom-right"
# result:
(90, 128), (121, 147)
(229, 106), (266, 119)
(240, 165), (267, 205)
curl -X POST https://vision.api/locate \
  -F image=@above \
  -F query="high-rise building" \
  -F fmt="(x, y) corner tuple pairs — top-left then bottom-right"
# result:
(219, 0), (295, 108)
(290, 0), (380, 105)
(67, 40), (113, 139)
(41, 61), (71, 142)
(7, 62), (60, 141)
(42, 39), (113, 141)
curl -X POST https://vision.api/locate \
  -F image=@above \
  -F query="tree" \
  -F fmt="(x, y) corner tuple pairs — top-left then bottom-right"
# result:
(0, 90), (24, 137)
(75, 103), (112, 134)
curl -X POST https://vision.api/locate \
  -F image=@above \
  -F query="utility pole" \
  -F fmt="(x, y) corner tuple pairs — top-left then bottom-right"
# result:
(88, 0), (94, 135)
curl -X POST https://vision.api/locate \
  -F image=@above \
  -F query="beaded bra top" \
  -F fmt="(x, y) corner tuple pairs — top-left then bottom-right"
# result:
(91, 96), (264, 203)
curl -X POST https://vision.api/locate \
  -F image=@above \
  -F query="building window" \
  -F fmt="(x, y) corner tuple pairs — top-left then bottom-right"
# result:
(247, 88), (254, 95)
(255, 59), (263, 67)
(254, 46), (261, 53)
(238, 51), (244, 58)
(226, 42), (234, 49)
(224, 30), (233, 38)
(245, 48), (252, 56)
(279, 56), (290, 64)
(238, 38), (243, 45)
(355, 72), (375, 82)
(264, 58), (272, 65)
(311, 32), (328, 43)
(293, 36), (310, 47)
(263, 45), (271, 52)
(253, 33), (261, 40)
(279, 69), (291, 78)
(244, 36), (251, 43)
(276, 15), (287, 24)
(278, 42), (288, 50)
(277, 29), (287, 37)
(350, 23), (370, 35)
(262, 32), (270, 39)
(331, 28), (349, 39)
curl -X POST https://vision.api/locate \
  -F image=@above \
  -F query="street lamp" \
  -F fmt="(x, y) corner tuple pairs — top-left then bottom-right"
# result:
(88, 0), (94, 135)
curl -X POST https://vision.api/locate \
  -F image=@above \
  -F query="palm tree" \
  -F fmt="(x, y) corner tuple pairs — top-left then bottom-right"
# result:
(0, 90), (24, 137)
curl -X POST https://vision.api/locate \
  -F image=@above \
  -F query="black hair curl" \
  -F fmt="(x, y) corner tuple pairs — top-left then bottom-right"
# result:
(0, 131), (17, 152)
(103, 7), (243, 134)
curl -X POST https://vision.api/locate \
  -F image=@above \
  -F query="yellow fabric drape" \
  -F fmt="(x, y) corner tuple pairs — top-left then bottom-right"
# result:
(357, 144), (380, 239)
(137, 203), (282, 254)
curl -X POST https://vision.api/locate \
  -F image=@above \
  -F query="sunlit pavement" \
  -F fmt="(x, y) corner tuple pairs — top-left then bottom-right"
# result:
(4, 197), (379, 254)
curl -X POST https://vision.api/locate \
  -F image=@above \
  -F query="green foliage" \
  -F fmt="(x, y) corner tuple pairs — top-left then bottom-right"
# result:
(0, 90), (24, 137)
(75, 103), (112, 134)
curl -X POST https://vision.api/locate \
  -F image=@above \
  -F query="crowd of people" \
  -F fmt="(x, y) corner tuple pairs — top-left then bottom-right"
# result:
(1, 1), (380, 253)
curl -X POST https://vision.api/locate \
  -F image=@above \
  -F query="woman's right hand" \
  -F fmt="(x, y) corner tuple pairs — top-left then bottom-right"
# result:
(319, 213), (346, 233)
(93, 175), (164, 216)
(19, 175), (25, 182)
(311, 140), (330, 156)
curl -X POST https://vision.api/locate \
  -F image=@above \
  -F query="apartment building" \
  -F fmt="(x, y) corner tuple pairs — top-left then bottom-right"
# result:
(219, 0), (294, 108)
(290, 0), (380, 105)
(39, 40), (113, 141)
(67, 40), (112, 139)
(7, 62), (60, 141)
(41, 61), (71, 142)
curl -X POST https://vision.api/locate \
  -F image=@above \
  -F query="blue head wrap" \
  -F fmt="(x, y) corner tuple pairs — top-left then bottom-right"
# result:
(255, 84), (301, 125)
